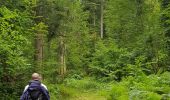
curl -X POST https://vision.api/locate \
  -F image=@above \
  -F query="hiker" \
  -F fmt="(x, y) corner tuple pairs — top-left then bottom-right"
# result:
(20, 73), (50, 100)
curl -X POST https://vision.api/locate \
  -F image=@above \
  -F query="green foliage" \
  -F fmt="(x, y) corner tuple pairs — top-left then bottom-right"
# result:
(89, 39), (146, 81)
(43, 0), (90, 72)
(105, 0), (137, 46)
(130, 90), (162, 100)
(1, 0), (170, 99)
(46, 77), (103, 99)
(0, 6), (32, 77)
(0, 1), (34, 98)
(63, 77), (102, 90)
(46, 72), (170, 100)
(108, 72), (170, 100)
(87, 0), (168, 81)
(33, 22), (48, 34)
(108, 84), (129, 100)
(89, 39), (128, 80)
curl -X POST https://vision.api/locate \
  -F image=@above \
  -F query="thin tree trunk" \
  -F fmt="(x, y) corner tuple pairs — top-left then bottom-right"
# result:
(47, 41), (51, 59)
(35, 33), (43, 71)
(58, 36), (66, 76)
(34, 0), (44, 72)
(93, 12), (96, 26)
(100, 0), (104, 39)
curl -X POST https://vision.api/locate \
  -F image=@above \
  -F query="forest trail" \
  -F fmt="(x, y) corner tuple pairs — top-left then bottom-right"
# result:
(69, 92), (107, 100)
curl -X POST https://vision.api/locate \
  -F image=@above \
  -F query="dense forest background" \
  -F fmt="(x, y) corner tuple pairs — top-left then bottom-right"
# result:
(1, 0), (170, 100)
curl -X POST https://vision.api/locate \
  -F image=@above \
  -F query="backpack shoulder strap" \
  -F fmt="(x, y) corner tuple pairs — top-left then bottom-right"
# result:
(40, 86), (50, 100)
(20, 90), (30, 100)
(28, 80), (42, 99)
(20, 80), (42, 100)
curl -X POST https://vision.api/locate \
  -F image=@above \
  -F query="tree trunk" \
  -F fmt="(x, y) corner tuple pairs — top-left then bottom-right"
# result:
(93, 12), (96, 26)
(47, 41), (51, 59)
(34, 33), (43, 72)
(34, 0), (44, 72)
(100, 0), (104, 39)
(58, 36), (66, 76)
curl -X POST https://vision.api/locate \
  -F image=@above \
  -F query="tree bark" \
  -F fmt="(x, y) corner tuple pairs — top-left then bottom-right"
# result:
(100, 0), (104, 39)
(34, 33), (43, 71)
(34, 0), (44, 72)
(58, 36), (66, 76)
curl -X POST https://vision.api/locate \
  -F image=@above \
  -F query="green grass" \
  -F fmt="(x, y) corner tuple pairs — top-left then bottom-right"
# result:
(47, 77), (109, 100)
(46, 72), (170, 100)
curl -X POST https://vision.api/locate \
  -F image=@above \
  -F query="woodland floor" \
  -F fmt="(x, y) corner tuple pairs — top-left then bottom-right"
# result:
(69, 91), (107, 100)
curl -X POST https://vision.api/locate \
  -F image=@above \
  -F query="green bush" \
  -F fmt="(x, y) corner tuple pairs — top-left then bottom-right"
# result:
(107, 72), (170, 100)
(47, 84), (59, 100)
(64, 77), (101, 90)
(108, 84), (129, 100)
(48, 83), (77, 100)
(130, 90), (161, 100)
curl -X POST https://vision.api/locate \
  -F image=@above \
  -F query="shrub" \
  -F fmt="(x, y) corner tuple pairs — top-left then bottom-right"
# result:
(63, 77), (101, 90)
(108, 84), (129, 100)
(107, 72), (170, 100)
(130, 90), (161, 100)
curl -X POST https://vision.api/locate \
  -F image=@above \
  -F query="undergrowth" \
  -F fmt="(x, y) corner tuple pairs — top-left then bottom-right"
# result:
(46, 72), (170, 100)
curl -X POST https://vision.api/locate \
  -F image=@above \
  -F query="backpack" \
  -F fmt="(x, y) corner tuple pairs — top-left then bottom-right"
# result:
(27, 80), (43, 100)
(20, 80), (50, 100)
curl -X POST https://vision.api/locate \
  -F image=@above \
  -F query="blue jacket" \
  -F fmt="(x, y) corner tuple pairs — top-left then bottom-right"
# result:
(20, 80), (50, 100)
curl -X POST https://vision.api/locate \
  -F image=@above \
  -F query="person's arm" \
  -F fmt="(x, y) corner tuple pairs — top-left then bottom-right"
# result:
(41, 83), (50, 100)
(20, 85), (29, 100)
(41, 83), (48, 90)
(23, 85), (29, 92)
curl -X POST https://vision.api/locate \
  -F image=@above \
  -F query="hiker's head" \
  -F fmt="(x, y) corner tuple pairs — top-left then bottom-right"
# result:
(32, 73), (40, 80)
